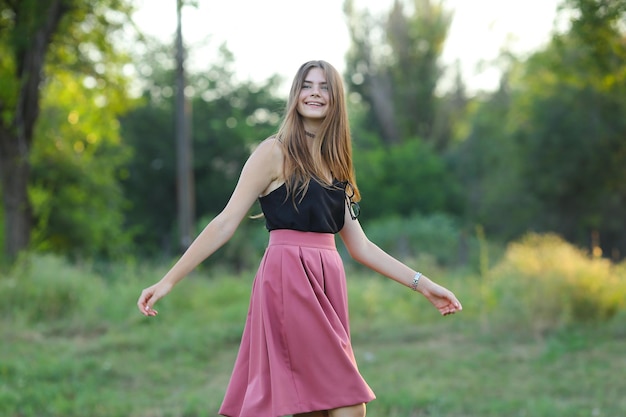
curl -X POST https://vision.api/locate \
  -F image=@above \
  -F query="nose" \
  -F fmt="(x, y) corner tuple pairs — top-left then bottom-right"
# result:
(310, 85), (321, 96)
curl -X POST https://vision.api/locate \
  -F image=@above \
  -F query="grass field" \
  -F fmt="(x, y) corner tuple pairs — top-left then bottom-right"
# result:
(1, 234), (625, 417)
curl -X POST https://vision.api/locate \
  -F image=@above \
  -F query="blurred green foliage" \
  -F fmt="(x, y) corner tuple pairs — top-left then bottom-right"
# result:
(488, 233), (626, 336)
(451, 0), (626, 256)
(0, 0), (136, 262)
(30, 71), (135, 259)
(354, 138), (463, 220)
(1, 232), (625, 416)
(119, 45), (284, 257)
(1, 0), (625, 269)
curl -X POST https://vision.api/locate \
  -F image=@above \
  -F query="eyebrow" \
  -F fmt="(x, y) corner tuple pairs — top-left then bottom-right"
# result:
(303, 80), (328, 85)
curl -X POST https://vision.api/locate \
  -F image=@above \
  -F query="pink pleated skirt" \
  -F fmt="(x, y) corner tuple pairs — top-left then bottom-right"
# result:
(219, 230), (375, 417)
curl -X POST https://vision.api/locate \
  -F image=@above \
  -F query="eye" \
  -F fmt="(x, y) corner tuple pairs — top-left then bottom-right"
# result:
(321, 85), (329, 90)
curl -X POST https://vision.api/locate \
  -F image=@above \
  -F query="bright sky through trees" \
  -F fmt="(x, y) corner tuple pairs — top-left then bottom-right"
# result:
(133, 0), (560, 93)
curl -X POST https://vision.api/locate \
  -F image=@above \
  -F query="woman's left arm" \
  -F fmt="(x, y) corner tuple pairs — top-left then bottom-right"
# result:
(338, 210), (463, 316)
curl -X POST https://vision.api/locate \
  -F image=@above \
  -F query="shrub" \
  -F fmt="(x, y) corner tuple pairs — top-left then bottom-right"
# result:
(0, 254), (105, 323)
(487, 233), (626, 336)
(358, 212), (485, 268)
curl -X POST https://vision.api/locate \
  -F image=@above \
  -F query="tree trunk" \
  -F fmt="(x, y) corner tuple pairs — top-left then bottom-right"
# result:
(368, 72), (401, 145)
(0, 129), (32, 259)
(0, 0), (68, 261)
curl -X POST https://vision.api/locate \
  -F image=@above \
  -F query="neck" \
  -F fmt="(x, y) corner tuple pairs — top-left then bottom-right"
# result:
(303, 120), (321, 138)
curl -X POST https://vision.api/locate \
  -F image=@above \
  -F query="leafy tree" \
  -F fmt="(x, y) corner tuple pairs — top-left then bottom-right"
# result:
(30, 70), (134, 259)
(344, 0), (452, 146)
(118, 39), (178, 255)
(511, 0), (626, 257)
(342, 0), (464, 226)
(353, 129), (463, 221)
(453, 0), (626, 257)
(0, 0), (135, 261)
(449, 78), (539, 241)
(120, 44), (285, 260)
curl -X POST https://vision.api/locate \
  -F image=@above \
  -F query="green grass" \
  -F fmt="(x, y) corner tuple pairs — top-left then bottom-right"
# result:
(1, 237), (625, 417)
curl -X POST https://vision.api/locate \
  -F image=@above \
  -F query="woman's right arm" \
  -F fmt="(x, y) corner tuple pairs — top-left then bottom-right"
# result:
(137, 138), (283, 316)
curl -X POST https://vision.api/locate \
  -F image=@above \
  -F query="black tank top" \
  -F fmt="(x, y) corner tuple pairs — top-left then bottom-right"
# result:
(259, 179), (347, 233)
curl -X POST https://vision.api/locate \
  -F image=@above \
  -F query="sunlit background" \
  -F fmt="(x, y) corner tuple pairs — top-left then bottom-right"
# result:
(133, 0), (560, 92)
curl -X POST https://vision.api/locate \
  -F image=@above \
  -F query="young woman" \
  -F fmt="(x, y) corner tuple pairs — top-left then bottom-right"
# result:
(137, 60), (462, 417)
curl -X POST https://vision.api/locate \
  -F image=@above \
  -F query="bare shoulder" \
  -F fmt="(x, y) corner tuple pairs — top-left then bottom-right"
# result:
(254, 136), (284, 158)
(248, 136), (284, 195)
(251, 136), (284, 177)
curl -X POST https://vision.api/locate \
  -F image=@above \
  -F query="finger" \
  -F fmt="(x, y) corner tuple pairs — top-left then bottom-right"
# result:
(448, 293), (462, 311)
(145, 304), (158, 316)
(442, 303), (459, 315)
(137, 299), (148, 315)
(137, 290), (159, 316)
(146, 295), (160, 311)
(137, 293), (150, 312)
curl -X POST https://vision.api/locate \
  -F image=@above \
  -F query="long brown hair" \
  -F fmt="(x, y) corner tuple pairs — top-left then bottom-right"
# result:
(276, 60), (361, 202)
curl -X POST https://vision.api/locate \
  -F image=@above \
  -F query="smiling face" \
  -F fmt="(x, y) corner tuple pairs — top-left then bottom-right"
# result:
(297, 67), (329, 123)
